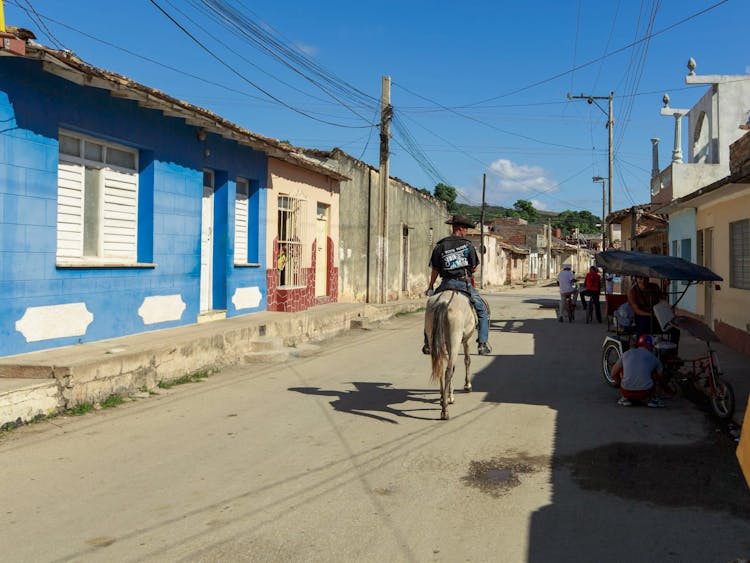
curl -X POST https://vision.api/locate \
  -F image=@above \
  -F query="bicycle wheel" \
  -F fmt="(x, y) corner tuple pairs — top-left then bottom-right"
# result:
(586, 302), (593, 324)
(709, 379), (735, 420)
(567, 299), (575, 322)
(601, 339), (621, 387)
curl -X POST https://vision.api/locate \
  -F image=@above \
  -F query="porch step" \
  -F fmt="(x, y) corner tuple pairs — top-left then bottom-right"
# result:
(290, 343), (322, 358)
(0, 379), (61, 429)
(242, 349), (291, 364)
(247, 336), (285, 353)
(197, 310), (227, 324)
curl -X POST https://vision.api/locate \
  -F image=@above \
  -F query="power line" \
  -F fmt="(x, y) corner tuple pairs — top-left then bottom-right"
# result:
(147, 0), (375, 129)
(393, 82), (591, 152)
(464, 0), (730, 106)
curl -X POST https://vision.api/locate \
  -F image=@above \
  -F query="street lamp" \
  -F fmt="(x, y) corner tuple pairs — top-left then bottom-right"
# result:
(593, 176), (607, 250)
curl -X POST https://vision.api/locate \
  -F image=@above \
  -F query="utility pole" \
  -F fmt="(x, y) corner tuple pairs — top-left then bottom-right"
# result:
(567, 90), (614, 239)
(593, 176), (607, 249)
(376, 75), (392, 304)
(479, 173), (486, 289)
(547, 218), (552, 279)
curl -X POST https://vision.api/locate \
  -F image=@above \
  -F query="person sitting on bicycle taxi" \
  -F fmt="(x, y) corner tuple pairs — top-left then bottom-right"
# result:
(556, 263), (578, 322)
(611, 334), (665, 408)
(423, 214), (492, 356)
(579, 265), (602, 323)
(627, 275), (663, 335)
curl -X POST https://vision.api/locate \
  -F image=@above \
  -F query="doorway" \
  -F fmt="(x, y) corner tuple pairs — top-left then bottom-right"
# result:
(315, 203), (329, 297)
(200, 169), (214, 312)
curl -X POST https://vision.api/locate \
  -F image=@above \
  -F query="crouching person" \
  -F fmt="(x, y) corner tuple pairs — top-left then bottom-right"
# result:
(611, 334), (665, 408)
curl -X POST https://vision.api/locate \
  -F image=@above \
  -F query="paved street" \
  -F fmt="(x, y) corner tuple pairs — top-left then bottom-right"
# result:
(1, 286), (749, 562)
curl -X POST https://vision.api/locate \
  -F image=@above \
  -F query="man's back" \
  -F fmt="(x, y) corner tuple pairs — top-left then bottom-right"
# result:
(558, 269), (575, 293)
(620, 347), (662, 391)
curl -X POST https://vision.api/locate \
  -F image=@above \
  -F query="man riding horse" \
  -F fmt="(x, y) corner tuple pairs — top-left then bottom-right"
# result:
(423, 214), (492, 356)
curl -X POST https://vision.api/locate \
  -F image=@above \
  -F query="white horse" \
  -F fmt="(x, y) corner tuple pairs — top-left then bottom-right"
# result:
(424, 290), (477, 420)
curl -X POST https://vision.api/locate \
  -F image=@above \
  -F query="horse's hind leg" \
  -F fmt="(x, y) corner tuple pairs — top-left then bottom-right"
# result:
(447, 364), (455, 405)
(441, 364), (454, 419)
(463, 341), (472, 392)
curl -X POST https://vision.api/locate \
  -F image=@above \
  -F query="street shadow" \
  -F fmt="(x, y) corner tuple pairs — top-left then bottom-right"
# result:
(289, 382), (439, 424)
(467, 314), (750, 562)
(520, 297), (559, 309)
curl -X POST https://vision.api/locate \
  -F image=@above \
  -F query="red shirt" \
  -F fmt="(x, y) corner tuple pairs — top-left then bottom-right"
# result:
(584, 271), (601, 292)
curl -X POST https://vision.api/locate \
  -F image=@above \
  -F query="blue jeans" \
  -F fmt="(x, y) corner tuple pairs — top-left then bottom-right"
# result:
(436, 278), (489, 344)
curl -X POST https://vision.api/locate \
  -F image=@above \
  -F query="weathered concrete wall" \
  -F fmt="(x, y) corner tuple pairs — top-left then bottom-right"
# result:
(310, 151), (448, 303)
(0, 300), (425, 427)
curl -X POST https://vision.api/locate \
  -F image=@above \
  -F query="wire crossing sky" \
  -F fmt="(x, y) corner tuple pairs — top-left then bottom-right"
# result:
(5, 0), (748, 215)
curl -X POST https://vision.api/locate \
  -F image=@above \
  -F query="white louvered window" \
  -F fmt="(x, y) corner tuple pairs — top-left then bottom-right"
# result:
(57, 131), (139, 263)
(234, 178), (249, 264)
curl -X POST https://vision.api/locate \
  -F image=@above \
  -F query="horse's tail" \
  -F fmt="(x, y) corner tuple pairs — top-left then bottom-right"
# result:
(430, 299), (449, 383)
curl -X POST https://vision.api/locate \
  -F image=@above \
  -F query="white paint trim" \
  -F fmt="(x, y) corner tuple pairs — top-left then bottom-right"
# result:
(231, 286), (262, 310)
(138, 295), (187, 325)
(16, 303), (93, 342)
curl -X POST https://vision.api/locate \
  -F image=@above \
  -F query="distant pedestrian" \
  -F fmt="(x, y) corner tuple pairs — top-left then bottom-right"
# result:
(579, 266), (602, 322)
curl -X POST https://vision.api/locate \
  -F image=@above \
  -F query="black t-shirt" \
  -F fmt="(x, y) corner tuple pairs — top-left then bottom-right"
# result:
(429, 236), (479, 279)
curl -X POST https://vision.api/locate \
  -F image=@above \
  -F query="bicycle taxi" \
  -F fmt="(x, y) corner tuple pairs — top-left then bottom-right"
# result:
(595, 250), (735, 419)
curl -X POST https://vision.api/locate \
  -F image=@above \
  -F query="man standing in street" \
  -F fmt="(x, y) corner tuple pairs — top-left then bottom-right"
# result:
(580, 266), (603, 323)
(424, 214), (492, 356)
(557, 263), (577, 322)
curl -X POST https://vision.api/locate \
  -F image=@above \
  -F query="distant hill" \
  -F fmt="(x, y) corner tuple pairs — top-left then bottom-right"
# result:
(455, 203), (600, 235)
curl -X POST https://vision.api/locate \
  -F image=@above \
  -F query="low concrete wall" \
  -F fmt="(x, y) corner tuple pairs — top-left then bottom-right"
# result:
(0, 300), (426, 427)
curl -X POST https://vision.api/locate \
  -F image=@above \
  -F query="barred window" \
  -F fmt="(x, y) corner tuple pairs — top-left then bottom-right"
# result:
(696, 229), (704, 266)
(277, 195), (305, 287)
(730, 219), (750, 289)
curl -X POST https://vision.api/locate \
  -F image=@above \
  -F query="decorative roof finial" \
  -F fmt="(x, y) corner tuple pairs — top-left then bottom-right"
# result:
(687, 57), (697, 76)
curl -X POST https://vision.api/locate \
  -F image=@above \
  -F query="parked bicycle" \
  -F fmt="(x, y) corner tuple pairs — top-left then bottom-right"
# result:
(597, 250), (734, 420)
(586, 298), (595, 324)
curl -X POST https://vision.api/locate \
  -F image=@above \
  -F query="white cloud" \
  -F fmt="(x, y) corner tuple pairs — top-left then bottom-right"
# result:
(484, 158), (557, 204)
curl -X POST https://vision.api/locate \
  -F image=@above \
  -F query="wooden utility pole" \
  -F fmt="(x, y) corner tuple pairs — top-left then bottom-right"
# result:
(480, 173), (486, 289)
(376, 76), (392, 304)
(568, 90), (615, 243)
(607, 91), (614, 243)
(547, 218), (552, 279)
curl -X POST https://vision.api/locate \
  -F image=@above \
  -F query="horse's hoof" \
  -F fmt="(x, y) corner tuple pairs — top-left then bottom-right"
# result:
(448, 397), (454, 404)
(464, 385), (472, 393)
(441, 412), (449, 420)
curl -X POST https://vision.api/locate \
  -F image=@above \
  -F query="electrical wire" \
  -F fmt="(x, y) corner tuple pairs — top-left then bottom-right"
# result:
(147, 0), (375, 129)
(463, 0), (730, 106)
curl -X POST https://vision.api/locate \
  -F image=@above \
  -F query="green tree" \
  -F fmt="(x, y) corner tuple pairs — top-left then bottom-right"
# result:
(553, 210), (600, 235)
(513, 199), (539, 222)
(434, 183), (458, 213)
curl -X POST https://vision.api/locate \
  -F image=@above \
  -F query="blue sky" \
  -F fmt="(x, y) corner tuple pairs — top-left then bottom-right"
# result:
(5, 0), (748, 216)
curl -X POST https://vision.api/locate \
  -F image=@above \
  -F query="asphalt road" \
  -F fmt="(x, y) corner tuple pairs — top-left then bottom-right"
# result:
(1, 286), (749, 562)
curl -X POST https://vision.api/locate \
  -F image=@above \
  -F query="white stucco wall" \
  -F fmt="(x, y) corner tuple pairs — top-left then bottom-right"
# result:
(668, 208), (697, 312)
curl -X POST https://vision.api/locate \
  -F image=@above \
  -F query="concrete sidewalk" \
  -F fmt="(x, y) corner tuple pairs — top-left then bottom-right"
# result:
(0, 299), (425, 429)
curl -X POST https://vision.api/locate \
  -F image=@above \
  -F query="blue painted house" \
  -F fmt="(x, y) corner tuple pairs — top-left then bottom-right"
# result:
(0, 38), (343, 357)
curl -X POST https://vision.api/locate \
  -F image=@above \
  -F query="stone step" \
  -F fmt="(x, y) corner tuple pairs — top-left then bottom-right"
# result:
(242, 349), (291, 364)
(290, 343), (322, 358)
(247, 336), (285, 353)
